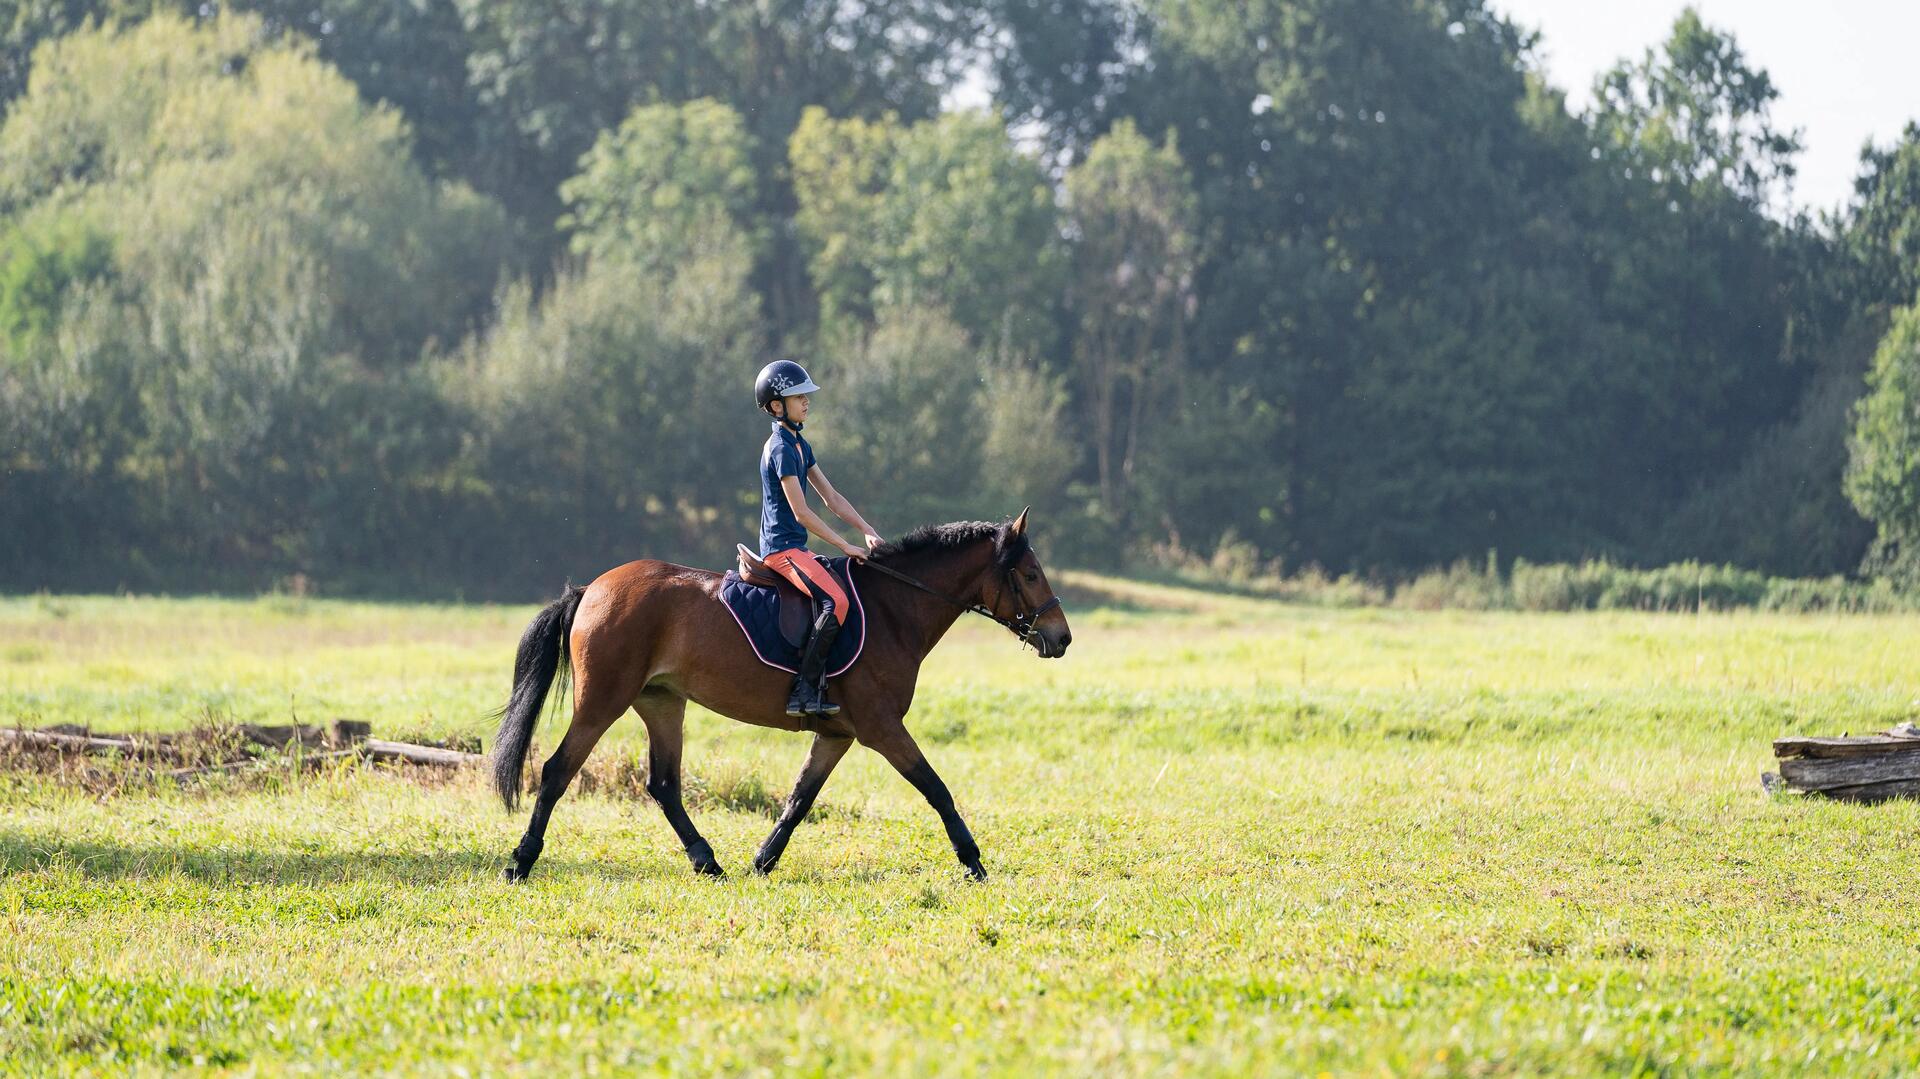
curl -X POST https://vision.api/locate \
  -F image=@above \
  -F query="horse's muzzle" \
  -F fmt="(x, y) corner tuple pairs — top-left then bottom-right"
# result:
(1033, 626), (1072, 658)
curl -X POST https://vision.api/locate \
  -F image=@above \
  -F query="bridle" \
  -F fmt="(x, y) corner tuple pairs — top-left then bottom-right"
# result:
(859, 558), (1063, 650)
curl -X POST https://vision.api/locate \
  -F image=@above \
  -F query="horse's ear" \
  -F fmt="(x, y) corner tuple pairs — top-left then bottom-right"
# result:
(1011, 507), (1030, 536)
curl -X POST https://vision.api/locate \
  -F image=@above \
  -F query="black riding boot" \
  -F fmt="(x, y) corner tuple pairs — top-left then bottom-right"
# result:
(785, 606), (842, 719)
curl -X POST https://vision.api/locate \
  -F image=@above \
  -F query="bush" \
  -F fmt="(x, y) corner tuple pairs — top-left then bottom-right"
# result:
(1508, 559), (1912, 613)
(1393, 557), (1509, 611)
(1154, 549), (1919, 614)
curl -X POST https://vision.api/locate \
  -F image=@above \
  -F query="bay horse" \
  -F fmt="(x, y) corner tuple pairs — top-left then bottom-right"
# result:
(491, 509), (1071, 882)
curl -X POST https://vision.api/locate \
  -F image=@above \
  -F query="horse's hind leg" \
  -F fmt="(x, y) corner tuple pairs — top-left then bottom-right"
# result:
(505, 696), (623, 882)
(635, 690), (724, 877)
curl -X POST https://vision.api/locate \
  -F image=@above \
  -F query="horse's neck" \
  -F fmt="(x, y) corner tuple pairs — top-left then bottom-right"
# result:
(877, 544), (995, 658)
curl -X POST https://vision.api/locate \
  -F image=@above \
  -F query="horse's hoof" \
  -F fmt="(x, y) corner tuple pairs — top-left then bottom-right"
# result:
(693, 860), (727, 878)
(502, 863), (530, 883)
(963, 860), (988, 882)
(751, 858), (777, 877)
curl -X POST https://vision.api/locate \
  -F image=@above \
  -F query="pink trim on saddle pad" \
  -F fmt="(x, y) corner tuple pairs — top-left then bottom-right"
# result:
(718, 565), (867, 678)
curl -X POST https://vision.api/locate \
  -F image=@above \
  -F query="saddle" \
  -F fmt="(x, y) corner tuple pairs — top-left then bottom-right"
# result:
(736, 544), (811, 648)
(719, 545), (866, 676)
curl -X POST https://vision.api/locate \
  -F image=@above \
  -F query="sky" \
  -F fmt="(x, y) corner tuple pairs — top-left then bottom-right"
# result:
(1492, 0), (1920, 216)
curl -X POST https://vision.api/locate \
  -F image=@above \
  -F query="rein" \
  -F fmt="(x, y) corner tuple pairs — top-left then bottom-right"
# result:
(858, 558), (1062, 648)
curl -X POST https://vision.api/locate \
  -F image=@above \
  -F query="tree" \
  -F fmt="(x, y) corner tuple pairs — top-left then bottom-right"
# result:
(1581, 7), (1813, 516)
(453, 0), (982, 268)
(1849, 123), (1920, 313)
(0, 12), (507, 579)
(790, 108), (1063, 355)
(1589, 7), (1799, 210)
(560, 99), (760, 276)
(804, 304), (987, 529)
(1096, 0), (1596, 567)
(1064, 119), (1195, 535)
(979, 358), (1077, 522)
(434, 250), (762, 576)
(986, 0), (1141, 166)
(0, 214), (111, 355)
(1846, 297), (1920, 580)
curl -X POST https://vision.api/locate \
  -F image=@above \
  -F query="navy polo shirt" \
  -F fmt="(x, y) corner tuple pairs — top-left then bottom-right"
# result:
(759, 422), (817, 555)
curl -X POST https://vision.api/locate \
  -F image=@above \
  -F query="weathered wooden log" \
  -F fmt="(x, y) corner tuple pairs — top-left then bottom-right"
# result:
(360, 739), (481, 767)
(0, 728), (159, 757)
(1773, 734), (1920, 760)
(1778, 753), (1920, 791)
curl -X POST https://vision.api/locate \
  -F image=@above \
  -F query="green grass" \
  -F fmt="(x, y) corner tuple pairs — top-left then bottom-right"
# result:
(4, 574), (1920, 1074)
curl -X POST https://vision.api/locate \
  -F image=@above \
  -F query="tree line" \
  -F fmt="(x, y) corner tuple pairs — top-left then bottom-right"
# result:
(3, 1), (1920, 597)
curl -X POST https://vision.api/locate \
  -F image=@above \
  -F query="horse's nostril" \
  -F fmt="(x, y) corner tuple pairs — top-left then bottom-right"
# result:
(1061, 632), (1072, 647)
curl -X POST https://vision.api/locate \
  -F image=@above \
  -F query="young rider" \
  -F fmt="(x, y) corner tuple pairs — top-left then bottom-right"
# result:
(753, 359), (884, 719)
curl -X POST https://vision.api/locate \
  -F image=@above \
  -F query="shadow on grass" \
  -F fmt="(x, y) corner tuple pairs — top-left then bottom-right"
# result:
(0, 833), (658, 885)
(1048, 579), (1167, 615)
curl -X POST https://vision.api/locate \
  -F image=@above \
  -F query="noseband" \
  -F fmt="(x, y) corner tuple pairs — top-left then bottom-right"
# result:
(983, 565), (1063, 647)
(860, 559), (1062, 649)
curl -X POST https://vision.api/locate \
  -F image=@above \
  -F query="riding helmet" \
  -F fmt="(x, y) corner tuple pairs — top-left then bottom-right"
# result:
(754, 359), (821, 412)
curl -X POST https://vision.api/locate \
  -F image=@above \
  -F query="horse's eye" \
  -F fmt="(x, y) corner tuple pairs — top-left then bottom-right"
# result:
(1025, 572), (1039, 583)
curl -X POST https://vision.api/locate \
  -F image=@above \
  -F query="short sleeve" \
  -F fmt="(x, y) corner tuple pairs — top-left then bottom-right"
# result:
(773, 439), (804, 479)
(801, 440), (817, 473)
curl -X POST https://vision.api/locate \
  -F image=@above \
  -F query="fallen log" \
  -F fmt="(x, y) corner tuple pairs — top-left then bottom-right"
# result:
(360, 739), (481, 767)
(5, 724), (478, 775)
(0, 728), (161, 758)
(1772, 724), (1920, 801)
(1779, 753), (1920, 791)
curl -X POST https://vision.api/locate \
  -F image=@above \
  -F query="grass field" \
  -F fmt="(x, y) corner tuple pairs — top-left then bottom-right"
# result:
(5, 575), (1920, 1074)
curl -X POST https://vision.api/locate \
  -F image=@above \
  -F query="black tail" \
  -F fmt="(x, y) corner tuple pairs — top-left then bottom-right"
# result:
(491, 584), (586, 810)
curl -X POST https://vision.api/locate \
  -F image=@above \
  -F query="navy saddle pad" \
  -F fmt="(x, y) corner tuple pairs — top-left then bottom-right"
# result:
(718, 556), (866, 677)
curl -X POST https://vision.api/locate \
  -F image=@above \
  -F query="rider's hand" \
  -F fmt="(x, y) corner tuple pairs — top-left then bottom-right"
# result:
(862, 532), (884, 552)
(840, 540), (869, 562)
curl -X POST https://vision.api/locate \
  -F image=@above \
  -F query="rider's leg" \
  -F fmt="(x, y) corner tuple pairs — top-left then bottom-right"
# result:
(794, 595), (841, 718)
(783, 554), (850, 718)
(765, 550), (850, 719)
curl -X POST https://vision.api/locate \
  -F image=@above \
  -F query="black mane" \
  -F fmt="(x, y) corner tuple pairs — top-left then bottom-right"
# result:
(868, 520), (1029, 572)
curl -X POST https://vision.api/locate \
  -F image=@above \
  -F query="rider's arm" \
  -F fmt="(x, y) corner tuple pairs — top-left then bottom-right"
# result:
(807, 466), (883, 549)
(780, 474), (865, 558)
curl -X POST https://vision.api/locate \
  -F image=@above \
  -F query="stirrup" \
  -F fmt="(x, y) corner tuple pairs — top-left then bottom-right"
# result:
(806, 683), (841, 717)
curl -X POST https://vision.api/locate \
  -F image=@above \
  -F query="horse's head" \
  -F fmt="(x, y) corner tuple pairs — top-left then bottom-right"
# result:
(987, 507), (1072, 659)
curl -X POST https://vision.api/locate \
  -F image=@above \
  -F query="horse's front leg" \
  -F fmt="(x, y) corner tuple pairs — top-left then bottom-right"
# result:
(752, 733), (854, 875)
(866, 727), (986, 881)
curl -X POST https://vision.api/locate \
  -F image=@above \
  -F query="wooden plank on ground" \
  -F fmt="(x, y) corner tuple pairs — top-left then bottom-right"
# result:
(1774, 734), (1920, 760)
